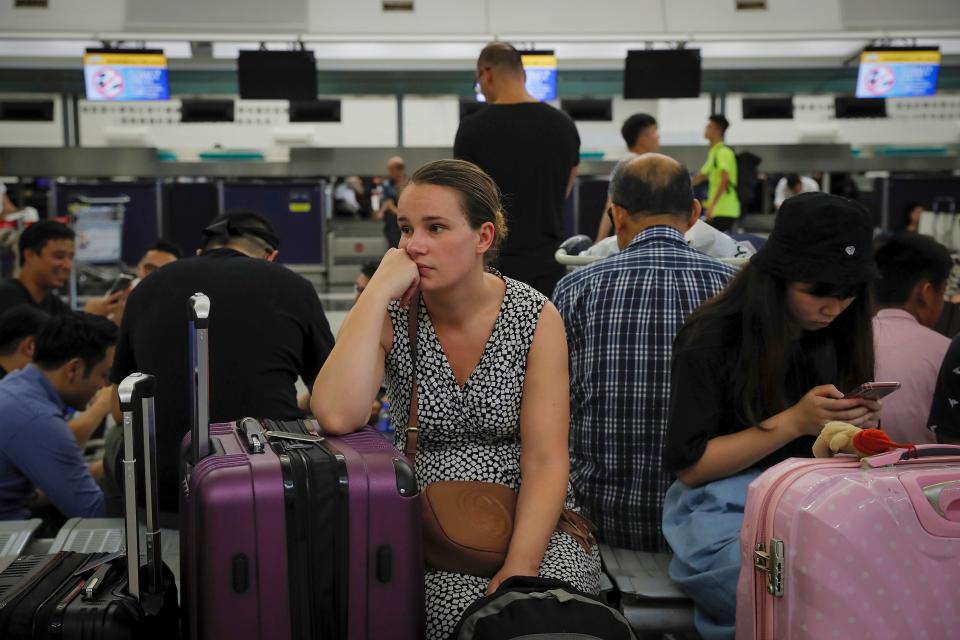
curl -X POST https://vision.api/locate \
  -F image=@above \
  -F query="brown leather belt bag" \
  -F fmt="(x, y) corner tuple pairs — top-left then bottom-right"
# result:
(404, 298), (595, 578)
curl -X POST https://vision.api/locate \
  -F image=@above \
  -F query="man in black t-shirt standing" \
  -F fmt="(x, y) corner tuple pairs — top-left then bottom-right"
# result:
(455, 42), (581, 297)
(108, 212), (335, 514)
(0, 220), (122, 318)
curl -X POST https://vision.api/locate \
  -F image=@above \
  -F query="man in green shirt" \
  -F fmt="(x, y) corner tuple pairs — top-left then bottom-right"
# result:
(693, 114), (739, 233)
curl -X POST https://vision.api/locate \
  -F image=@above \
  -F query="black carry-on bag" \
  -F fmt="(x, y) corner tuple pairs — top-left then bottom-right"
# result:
(0, 373), (179, 639)
(450, 576), (637, 640)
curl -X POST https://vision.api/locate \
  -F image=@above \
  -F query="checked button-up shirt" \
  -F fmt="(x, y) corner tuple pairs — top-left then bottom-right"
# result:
(554, 225), (737, 551)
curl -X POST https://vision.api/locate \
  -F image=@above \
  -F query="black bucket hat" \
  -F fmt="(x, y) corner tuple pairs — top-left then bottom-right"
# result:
(750, 192), (879, 285)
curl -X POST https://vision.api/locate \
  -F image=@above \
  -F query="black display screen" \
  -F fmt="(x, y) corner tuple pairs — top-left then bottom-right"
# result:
(624, 49), (701, 99)
(237, 50), (318, 101)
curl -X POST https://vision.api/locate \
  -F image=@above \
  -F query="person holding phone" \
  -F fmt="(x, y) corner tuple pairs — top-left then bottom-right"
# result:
(0, 221), (122, 319)
(661, 192), (881, 640)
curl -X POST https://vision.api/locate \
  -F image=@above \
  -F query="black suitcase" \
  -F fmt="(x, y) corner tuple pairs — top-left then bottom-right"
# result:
(0, 373), (179, 639)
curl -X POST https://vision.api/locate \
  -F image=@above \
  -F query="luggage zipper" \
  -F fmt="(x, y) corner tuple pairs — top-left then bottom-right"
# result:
(48, 578), (86, 638)
(0, 553), (68, 622)
(751, 458), (859, 639)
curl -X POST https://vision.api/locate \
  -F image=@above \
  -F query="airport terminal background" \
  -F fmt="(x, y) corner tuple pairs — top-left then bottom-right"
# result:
(0, 1), (959, 638)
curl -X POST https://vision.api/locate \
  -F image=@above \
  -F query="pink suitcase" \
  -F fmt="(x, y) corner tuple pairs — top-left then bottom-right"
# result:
(736, 445), (960, 640)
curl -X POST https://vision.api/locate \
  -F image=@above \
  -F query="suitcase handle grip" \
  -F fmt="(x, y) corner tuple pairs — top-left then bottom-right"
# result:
(240, 417), (266, 454)
(862, 444), (960, 468)
(189, 292), (210, 328)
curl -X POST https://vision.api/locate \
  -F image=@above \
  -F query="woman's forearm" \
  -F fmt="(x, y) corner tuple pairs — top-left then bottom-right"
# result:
(311, 290), (389, 433)
(677, 409), (800, 487)
(505, 460), (568, 571)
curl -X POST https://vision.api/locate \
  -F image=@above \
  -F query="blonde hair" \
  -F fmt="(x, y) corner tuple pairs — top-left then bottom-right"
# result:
(409, 159), (509, 262)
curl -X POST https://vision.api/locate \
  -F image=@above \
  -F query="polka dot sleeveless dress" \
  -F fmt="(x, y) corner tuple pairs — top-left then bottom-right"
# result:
(384, 275), (601, 640)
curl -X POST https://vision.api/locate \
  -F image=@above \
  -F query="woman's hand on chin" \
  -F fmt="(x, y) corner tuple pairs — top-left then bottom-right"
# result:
(366, 248), (420, 306)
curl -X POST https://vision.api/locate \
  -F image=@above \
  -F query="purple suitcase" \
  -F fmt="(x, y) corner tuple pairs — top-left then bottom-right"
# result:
(179, 292), (423, 640)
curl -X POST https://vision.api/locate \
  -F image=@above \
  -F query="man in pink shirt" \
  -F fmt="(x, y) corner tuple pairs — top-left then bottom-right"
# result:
(873, 234), (952, 444)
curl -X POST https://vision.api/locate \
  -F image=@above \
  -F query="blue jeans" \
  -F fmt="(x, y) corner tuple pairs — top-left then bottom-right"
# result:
(661, 470), (762, 640)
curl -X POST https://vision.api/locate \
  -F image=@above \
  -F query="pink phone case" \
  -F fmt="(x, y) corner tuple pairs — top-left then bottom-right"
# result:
(844, 381), (900, 400)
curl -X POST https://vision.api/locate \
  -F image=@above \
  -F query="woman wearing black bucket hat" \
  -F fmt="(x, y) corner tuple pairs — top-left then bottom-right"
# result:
(659, 192), (882, 640)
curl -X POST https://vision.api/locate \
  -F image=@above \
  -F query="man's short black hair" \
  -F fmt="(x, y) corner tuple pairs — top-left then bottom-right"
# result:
(0, 306), (49, 356)
(477, 42), (524, 74)
(18, 220), (75, 267)
(621, 113), (657, 148)
(148, 239), (183, 259)
(33, 311), (118, 375)
(201, 210), (280, 253)
(874, 233), (953, 307)
(609, 155), (694, 219)
(360, 258), (381, 279)
(785, 174), (801, 190)
(708, 113), (730, 134)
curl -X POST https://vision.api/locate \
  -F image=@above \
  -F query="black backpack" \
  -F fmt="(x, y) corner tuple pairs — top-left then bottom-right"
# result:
(714, 145), (762, 209)
(449, 576), (637, 640)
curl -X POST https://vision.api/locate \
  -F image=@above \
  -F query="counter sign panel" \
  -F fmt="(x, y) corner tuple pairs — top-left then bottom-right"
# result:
(856, 48), (940, 99)
(84, 51), (170, 102)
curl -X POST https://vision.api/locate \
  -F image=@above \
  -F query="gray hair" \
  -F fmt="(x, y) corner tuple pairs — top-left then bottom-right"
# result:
(607, 153), (695, 218)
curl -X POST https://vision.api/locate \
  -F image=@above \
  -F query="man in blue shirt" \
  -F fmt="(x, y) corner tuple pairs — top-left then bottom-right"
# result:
(553, 154), (738, 551)
(0, 312), (117, 520)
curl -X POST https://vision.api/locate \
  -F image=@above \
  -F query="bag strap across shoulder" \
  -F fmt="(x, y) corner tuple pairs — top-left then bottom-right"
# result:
(403, 296), (420, 465)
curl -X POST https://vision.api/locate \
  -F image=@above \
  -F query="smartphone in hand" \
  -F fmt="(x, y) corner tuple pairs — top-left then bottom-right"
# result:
(844, 381), (901, 401)
(106, 273), (135, 296)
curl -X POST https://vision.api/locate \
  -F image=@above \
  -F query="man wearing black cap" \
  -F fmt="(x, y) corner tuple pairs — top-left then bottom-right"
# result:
(107, 211), (335, 514)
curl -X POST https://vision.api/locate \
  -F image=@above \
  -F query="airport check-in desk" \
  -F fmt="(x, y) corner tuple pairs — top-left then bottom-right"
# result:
(1, 144), (958, 289)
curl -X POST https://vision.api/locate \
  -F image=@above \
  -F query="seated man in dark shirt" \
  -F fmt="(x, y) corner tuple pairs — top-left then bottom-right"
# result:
(0, 220), (122, 318)
(0, 312), (116, 520)
(109, 211), (336, 513)
(0, 306), (50, 379)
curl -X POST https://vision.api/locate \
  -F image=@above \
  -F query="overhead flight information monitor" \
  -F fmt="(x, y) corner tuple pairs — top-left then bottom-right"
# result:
(856, 47), (940, 99)
(521, 51), (558, 101)
(84, 49), (170, 101)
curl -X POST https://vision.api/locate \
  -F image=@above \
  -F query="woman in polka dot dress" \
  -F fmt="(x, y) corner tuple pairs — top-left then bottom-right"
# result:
(313, 159), (600, 639)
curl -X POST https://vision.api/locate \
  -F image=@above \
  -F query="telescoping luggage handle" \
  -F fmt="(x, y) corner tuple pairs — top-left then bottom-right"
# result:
(189, 292), (211, 462)
(864, 444), (960, 468)
(118, 372), (164, 601)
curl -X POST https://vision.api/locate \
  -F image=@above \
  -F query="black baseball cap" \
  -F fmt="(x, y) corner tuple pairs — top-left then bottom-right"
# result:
(201, 211), (280, 252)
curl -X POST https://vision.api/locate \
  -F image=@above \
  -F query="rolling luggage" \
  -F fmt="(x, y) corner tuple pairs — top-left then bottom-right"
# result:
(0, 373), (179, 639)
(736, 445), (960, 640)
(179, 292), (423, 640)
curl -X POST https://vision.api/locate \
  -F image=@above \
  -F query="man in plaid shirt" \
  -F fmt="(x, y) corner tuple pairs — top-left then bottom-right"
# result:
(554, 154), (738, 551)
